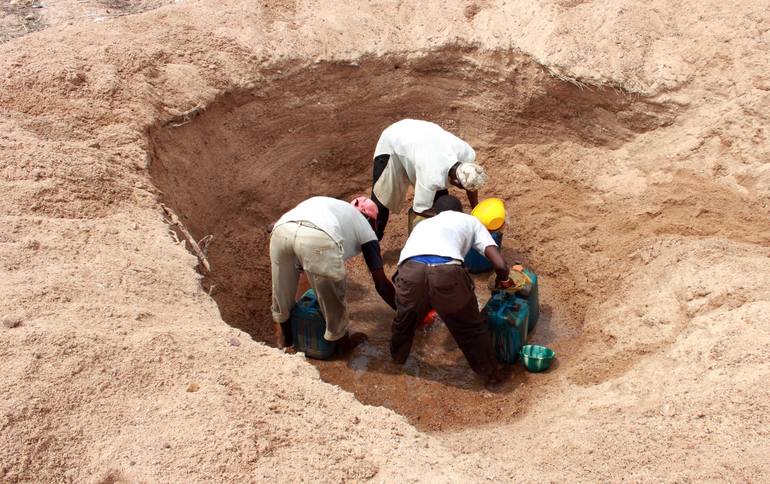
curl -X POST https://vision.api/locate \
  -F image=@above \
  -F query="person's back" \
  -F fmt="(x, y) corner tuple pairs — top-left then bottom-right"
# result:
(398, 210), (492, 265)
(275, 196), (376, 260)
(376, 119), (475, 165)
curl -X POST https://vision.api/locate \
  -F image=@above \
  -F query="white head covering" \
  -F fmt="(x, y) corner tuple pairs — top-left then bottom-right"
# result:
(455, 163), (488, 191)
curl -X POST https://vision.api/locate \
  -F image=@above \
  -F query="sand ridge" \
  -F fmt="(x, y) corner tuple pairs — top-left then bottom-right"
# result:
(1, 0), (769, 482)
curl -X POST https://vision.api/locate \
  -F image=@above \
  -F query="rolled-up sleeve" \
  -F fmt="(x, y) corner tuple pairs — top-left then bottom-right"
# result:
(412, 181), (437, 213)
(472, 219), (497, 254)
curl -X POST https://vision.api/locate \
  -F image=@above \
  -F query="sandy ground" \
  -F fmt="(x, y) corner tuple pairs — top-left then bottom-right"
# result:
(1, 0), (175, 43)
(1, 0), (769, 482)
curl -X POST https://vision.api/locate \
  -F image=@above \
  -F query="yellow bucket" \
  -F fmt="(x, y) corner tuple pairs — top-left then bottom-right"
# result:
(472, 198), (506, 230)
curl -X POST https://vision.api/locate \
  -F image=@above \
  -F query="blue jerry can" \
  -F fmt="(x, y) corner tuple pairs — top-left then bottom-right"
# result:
(290, 289), (336, 359)
(484, 291), (529, 364)
(464, 231), (504, 273)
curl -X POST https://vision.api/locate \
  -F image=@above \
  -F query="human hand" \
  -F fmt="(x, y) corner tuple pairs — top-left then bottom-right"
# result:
(495, 277), (515, 290)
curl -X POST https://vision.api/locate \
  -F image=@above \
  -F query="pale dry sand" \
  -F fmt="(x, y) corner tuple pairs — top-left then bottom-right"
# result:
(1, 1), (769, 482)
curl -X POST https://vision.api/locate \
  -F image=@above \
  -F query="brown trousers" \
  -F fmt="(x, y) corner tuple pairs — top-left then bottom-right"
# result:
(391, 261), (497, 377)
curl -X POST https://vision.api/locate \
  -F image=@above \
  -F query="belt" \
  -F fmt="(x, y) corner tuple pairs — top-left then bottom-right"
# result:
(423, 261), (462, 267)
(290, 220), (323, 231)
(405, 259), (463, 267)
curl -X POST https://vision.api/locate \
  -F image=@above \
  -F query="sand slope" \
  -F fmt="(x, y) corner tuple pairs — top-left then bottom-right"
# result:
(1, 0), (769, 482)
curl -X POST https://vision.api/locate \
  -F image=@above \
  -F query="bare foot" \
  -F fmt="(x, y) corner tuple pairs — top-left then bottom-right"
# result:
(276, 321), (292, 348)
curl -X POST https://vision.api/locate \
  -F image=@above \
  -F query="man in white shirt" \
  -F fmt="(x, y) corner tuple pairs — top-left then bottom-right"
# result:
(371, 119), (488, 240)
(269, 196), (396, 354)
(391, 195), (515, 389)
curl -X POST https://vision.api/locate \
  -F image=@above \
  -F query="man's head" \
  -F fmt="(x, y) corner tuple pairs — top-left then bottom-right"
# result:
(434, 194), (463, 214)
(449, 162), (487, 191)
(350, 196), (379, 230)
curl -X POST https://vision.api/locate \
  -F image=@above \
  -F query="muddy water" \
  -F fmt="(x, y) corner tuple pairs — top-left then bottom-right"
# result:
(311, 313), (541, 431)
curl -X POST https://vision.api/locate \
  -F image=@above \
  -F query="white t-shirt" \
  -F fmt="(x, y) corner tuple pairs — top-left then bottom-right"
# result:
(373, 119), (476, 213)
(398, 211), (498, 265)
(275, 197), (377, 260)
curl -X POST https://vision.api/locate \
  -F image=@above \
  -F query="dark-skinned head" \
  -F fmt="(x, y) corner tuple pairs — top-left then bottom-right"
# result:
(434, 195), (463, 214)
(448, 163), (463, 189)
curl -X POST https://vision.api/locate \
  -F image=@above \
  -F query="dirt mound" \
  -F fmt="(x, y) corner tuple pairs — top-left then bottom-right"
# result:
(1, 0), (769, 481)
(147, 46), (684, 430)
(1, 0), (173, 43)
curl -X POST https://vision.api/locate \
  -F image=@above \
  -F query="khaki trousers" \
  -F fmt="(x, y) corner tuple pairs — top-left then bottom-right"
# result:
(269, 222), (348, 341)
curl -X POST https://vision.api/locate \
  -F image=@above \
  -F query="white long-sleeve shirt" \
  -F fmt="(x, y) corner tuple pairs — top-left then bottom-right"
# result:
(373, 119), (476, 213)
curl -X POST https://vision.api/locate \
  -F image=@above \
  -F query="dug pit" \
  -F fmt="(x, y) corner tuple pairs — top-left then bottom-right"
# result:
(147, 46), (684, 430)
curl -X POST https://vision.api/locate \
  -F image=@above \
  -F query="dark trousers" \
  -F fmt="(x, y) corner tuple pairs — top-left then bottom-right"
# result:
(371, 154), (450, 241)
(371, 154), (390, 241)
(390, 261), (497, 377)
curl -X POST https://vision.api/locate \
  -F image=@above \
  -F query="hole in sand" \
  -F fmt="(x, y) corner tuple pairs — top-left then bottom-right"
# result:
(147, 46), (679, 430)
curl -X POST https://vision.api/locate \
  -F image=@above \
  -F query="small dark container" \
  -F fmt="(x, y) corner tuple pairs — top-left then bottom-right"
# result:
(290, 289), (336, 359)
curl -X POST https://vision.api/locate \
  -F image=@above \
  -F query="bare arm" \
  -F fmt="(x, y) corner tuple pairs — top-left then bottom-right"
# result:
(484, 245), (510, 282)
(361, 241), (397, 310)
(466, 189), (479, 208)
(370, 268), (396, 310)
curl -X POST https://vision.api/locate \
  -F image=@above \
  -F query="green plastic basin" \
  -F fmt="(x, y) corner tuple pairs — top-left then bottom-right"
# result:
(520, 344), (555, 373)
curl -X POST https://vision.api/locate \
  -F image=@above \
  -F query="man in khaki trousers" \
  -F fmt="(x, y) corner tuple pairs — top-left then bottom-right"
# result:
(269, 196), (395, 354)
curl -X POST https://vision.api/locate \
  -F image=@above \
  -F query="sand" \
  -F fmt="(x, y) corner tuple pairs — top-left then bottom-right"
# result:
(1, 0), (769, 482)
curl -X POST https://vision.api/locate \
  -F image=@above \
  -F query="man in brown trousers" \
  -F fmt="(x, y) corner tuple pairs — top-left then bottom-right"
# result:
(390, 195), (514, 389)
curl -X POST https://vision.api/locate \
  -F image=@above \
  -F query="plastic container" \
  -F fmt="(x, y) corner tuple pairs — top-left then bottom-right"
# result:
(464, 231), (504, 273)
(484, 291), (529, 364)
(520, 344), (555, 372)
(471, 198), (506, 230)
(421, 309), (438, 327)
(511, 266), (539, 331)
(290, 289), (336, 359)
